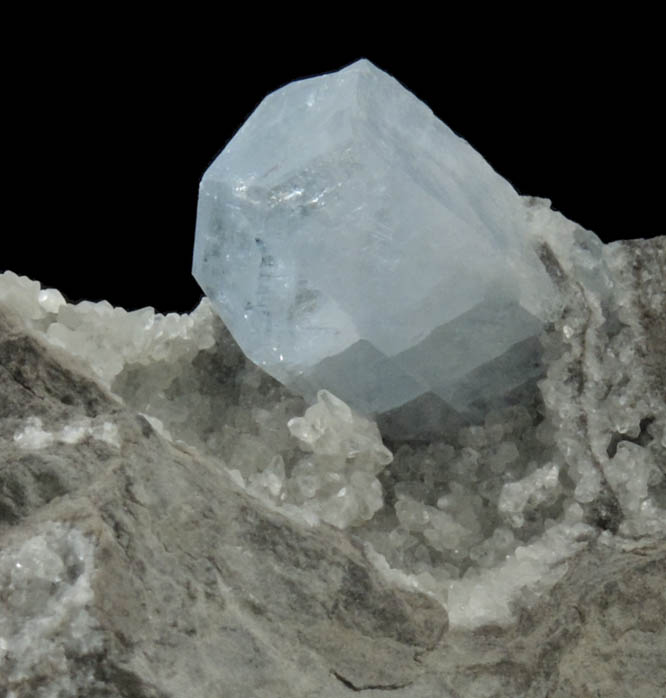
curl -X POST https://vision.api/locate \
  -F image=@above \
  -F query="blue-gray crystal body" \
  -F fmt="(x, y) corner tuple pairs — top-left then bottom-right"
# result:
(193, 59), (552, 421)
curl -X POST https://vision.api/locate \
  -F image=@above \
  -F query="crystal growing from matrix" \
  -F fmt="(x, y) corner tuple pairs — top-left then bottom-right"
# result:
(193, 59), (555, 423)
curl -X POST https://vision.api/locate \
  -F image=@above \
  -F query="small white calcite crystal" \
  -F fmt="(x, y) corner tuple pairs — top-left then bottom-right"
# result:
(285, 390), (391, 529)
(193, 59), (557, 426)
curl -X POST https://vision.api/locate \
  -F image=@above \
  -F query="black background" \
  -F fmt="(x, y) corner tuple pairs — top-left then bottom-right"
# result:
(4, 26), (661, 314)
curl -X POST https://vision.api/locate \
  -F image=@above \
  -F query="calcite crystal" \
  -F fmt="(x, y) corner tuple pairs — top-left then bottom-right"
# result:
(193, 59), (557, 422)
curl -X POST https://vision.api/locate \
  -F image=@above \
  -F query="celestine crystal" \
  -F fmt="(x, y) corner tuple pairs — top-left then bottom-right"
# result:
(193, 59), (556, 428)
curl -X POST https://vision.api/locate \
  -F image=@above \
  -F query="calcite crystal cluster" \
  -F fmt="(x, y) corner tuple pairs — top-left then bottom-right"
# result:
(193, 59), (556, 424)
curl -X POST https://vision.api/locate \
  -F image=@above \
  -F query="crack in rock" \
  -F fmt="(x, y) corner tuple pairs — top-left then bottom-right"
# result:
(606, 415), (655, 458)
(331, 670), (413, 692)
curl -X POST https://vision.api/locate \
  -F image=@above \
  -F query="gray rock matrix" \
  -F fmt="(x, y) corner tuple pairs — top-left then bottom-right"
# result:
(1, 231), (665, 697)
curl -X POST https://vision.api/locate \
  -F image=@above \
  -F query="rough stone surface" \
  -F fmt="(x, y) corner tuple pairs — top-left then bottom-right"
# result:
(1, 232), (665, 696)
(0, 303), (446, 696)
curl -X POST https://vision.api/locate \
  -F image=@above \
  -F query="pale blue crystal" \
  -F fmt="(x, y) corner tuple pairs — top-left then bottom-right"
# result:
(193, 59), (554, 424)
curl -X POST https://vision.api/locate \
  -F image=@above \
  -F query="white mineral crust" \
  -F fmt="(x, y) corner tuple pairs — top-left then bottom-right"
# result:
(193, 59), (559, 420)
(0, 524), (103, 693)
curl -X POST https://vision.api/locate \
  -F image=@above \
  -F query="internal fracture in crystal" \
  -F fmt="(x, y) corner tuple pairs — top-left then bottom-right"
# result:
(193, 59), (556, 426)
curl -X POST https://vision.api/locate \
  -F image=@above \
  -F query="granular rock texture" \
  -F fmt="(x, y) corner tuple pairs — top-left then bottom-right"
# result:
(0, 230), (665, 697)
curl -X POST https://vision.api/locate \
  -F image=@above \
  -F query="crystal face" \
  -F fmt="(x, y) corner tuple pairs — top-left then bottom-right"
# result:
(193, 59), (554, 424)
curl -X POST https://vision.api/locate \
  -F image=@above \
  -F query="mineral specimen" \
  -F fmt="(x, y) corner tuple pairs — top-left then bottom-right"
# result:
(3, 57), (666, 698)
(193, 59), (557, 423)
(2, 227), (665, 697)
